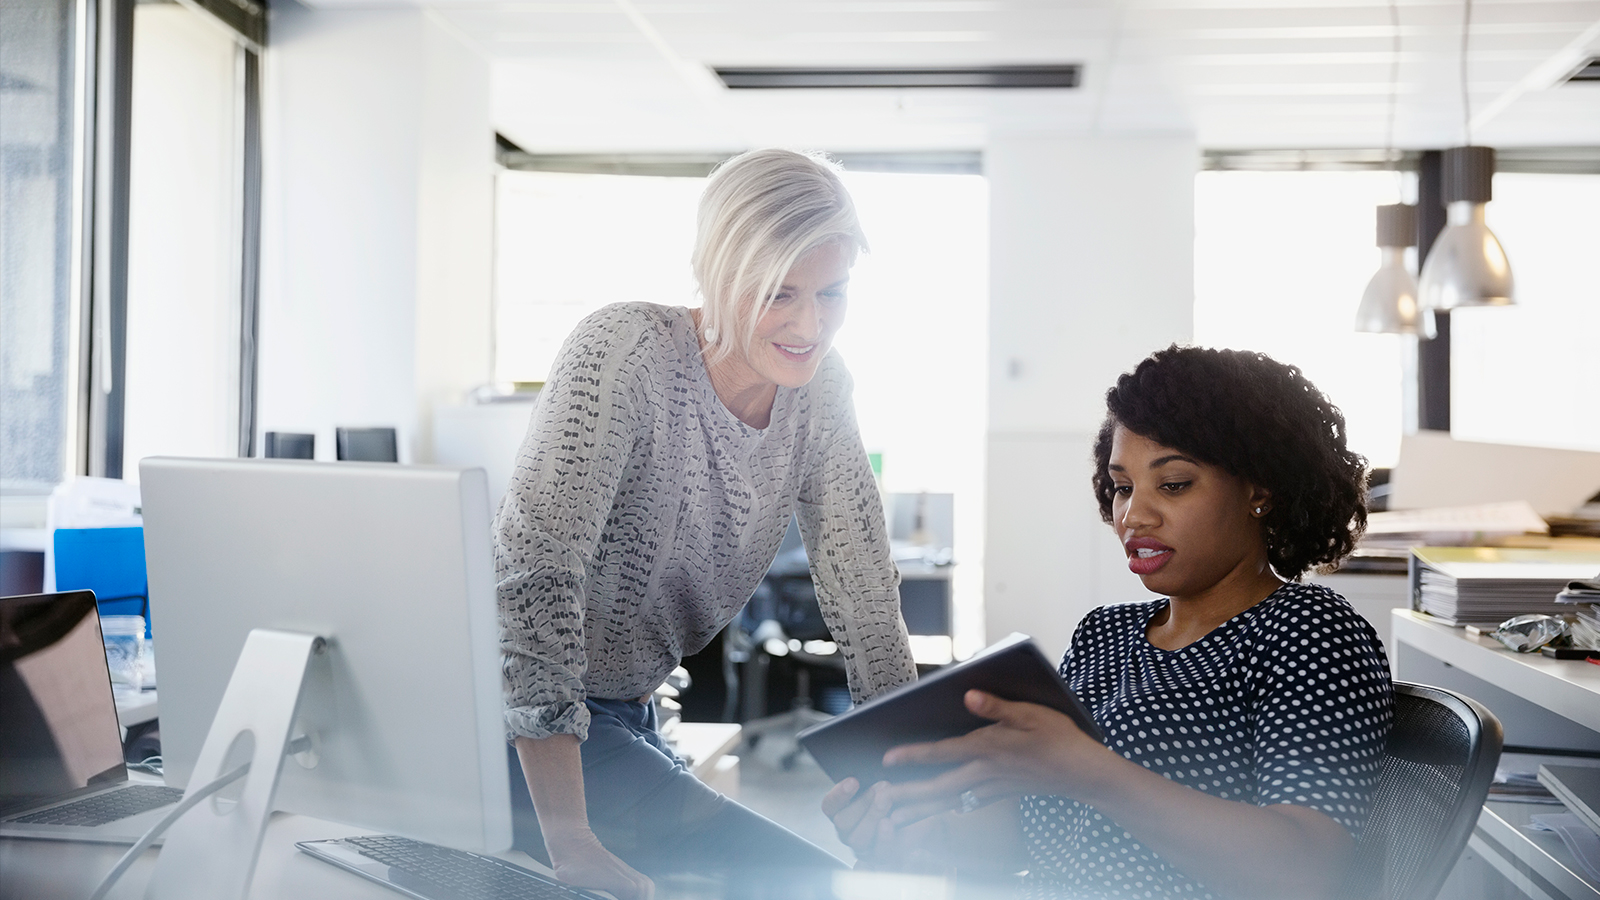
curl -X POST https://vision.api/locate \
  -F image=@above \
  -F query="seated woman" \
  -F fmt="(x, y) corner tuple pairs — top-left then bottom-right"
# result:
(824, 345), (1394, 900)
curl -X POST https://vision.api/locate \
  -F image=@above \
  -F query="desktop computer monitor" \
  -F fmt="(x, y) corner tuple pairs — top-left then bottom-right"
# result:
(139, 457), (510, 854)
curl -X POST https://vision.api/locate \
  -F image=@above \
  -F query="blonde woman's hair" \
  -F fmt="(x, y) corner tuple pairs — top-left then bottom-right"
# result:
(692, 149), (867, 364)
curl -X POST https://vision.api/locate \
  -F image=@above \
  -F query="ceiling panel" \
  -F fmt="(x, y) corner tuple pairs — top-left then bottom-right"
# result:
(359, 0), (1600, 152)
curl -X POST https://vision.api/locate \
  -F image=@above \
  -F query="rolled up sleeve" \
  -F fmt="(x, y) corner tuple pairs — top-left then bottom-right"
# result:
(494, 311), (644, 742)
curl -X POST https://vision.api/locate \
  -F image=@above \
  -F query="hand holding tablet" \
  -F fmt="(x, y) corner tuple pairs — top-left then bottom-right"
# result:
(797, 633), (1103, 788)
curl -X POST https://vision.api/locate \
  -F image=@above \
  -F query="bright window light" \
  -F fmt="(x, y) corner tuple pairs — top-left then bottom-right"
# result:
(1449, 174), (1600, 454)
(1196, 170), (1600, 469)
(1196, 171), (1413, 469)
(493, 167), (989, 658)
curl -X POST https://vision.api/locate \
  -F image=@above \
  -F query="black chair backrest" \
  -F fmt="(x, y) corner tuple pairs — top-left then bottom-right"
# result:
(263, 431), (315, 460)
(1341, 681), (1504, 900)
(336, 427), (398, 462)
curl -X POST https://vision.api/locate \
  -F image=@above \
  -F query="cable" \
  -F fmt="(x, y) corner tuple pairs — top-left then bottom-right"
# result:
(126, 755), (164, 777)
(87, 761), (251, 900)
(1385, 0), (1403, 199)
(1461, 0), (1473, 145)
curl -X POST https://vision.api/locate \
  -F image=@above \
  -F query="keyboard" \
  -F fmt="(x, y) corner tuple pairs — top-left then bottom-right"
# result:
(9, 785), (183, 826)
(301, 834), (608, 900)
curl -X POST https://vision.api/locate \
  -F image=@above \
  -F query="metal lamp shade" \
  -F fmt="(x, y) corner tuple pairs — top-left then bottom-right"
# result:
(1417, 202), (1514, 310)
(1355, 203), (1428, 336)
(1356, 248), (1426, 335)
(1418, 147), (1515, 311)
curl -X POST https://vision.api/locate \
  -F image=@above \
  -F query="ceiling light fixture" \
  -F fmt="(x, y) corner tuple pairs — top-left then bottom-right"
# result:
(1356, 204), (1426, 335)
(1417, 0), (1515, 311)
(1568, 58), (1600, 82)
(711, 65), (1081, 90)
(1355, 0), (1423, 335)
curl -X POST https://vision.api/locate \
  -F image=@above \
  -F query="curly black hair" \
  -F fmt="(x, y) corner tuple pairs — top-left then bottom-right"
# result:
(1090, 345), (1369, 580)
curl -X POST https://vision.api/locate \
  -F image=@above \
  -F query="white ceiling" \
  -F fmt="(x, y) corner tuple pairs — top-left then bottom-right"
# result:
(307, 0), (1600, 153)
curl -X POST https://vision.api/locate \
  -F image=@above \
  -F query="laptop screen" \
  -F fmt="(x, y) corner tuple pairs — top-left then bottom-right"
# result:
(0, 591), (127, 810)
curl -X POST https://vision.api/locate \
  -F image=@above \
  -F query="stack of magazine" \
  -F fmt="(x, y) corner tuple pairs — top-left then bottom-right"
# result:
(1409, 547), (1600, 627)
(1560, 580), (1600, 641)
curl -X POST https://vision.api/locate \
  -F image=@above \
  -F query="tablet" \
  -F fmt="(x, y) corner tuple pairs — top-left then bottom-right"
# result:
(796, 633), (1103, 786)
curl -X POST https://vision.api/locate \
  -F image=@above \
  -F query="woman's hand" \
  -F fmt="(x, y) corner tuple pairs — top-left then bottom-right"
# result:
(869, 692), (1355, 900)
(515, 734), (654, 900)
(820, 777), (946, 870)
(878, 689), (1118, 826)
(543, 826), (654, 900)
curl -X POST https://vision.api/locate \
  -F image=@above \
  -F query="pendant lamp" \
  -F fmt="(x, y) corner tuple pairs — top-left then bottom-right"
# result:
(1416, 145), (1514, 310)
(1355, 203), (1427, 336)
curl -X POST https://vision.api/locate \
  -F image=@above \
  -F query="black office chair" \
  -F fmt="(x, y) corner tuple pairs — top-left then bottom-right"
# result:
(336, 427), (399, 462)
(720, 518), (852, 769)
(263, 431), (315, 459)
(1339, 681), (1504, 900)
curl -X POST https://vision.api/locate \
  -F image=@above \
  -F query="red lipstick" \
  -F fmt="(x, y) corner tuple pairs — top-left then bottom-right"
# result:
(1124, 536), (1174, 576)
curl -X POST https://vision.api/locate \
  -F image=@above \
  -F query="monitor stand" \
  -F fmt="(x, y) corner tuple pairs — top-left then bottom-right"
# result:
(144, 628), (325, 900)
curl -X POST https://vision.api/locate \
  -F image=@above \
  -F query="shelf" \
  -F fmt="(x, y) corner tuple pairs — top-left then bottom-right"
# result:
(1473, 801), (1600, 900)
(1391, 611), (1600, 734)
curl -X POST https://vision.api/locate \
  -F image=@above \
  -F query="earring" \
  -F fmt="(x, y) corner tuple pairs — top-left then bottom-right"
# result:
(704, 326), (719, 343)
(1254, 507), (1264, 516)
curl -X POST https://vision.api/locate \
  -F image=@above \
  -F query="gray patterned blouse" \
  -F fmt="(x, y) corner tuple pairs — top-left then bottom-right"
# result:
(494, 302), (916, 741)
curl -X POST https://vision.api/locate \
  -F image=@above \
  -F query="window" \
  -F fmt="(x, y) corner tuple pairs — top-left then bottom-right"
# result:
(1, 0), (85, 494)
(0, 0), (263, 499)
(1194, 169), (1600, 469)
(1449, 174), (1600, 453)
(120, 1), (252, 479)
(494, 166), (989, 655)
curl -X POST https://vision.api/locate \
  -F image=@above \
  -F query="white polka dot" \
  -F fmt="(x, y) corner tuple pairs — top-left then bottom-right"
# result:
(1018, 583), (1393, 899)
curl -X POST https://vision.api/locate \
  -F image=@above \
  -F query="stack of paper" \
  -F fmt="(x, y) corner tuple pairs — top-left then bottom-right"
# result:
(1365, 501), (1548, 549)
(1409, 547), (1600, 627)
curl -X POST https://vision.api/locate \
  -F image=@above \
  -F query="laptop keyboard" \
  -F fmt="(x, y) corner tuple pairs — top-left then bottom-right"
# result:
(338, 834), (606, 900)
(10, 785), (184, 826)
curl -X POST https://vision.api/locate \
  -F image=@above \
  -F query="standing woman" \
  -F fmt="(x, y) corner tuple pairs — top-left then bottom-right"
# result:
(495, 149), (916, 898)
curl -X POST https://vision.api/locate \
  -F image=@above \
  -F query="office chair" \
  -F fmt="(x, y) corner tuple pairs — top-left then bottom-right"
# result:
(722, 520), (848, 767)
(1338, 681), (1504, 900)
(53, 526), (150, 631)
(263, 431), (315, 459)
(336, 427), (399, 462)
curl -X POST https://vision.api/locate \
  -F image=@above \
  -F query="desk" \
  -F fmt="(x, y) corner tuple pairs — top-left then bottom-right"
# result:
(1392, 610), (1600, 900)
(671, 721), (743, 798)
(0, 812), (560, 900)
(1, 807), (978, 900)
(113, 687), (158, 730)
(1392, 610), (1600, 752)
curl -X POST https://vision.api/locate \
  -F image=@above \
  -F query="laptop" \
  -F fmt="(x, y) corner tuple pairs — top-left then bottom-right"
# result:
(0, 590), (182, 843)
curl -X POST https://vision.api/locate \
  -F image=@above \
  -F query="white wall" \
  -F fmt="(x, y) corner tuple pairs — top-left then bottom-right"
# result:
(983, 135), (1198, 662)
(122, 5), (242, 480)
(416, 18), (495, 461)
(259, 5), (492, 463)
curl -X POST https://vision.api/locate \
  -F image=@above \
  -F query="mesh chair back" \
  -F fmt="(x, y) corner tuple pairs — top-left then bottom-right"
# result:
(1341, 682), (1503, 900)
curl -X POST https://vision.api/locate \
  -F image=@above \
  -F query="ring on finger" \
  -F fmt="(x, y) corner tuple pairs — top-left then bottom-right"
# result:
(957, 790), (980, 814)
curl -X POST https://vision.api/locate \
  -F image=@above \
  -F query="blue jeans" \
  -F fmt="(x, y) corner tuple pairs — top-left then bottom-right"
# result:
(508, 698), (845, 891)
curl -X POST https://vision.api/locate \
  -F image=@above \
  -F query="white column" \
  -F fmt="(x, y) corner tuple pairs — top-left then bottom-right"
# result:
(259, 6), (491, 463)
(983, 134), (1197, 661)
(415, 16), (494, 463)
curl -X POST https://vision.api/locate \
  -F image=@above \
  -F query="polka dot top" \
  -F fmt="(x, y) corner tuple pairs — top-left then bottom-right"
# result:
(1019, 582), (1393, 899)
